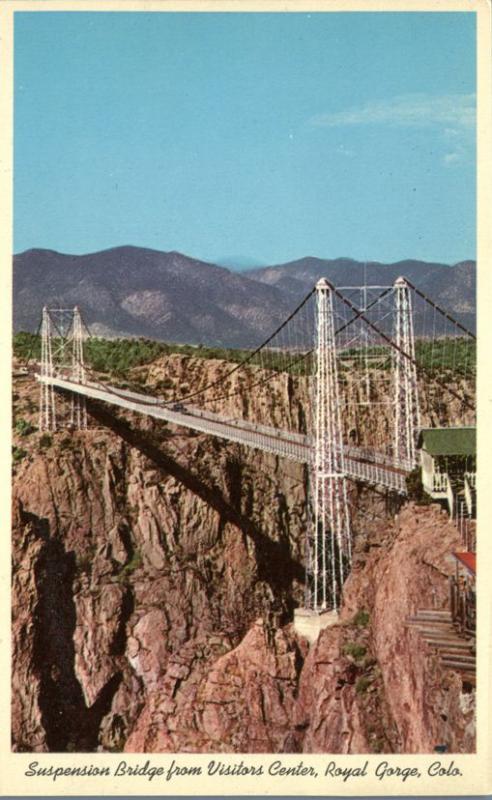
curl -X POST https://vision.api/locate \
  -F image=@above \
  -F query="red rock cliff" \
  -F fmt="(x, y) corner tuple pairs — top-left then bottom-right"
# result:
(11, 366), (475, 753)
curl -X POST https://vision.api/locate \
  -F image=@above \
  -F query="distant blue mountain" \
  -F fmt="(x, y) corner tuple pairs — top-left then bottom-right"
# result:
(13, 246), (476, 346)
(247, 256), (476, 333)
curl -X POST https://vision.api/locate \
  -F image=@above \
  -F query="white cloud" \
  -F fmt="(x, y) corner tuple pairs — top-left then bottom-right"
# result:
(310, 93), (475, 130)
(444, 152), (461, 165)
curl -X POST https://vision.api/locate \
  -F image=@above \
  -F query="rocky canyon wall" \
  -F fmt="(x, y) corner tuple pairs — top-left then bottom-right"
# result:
(11, 359), (475, 753)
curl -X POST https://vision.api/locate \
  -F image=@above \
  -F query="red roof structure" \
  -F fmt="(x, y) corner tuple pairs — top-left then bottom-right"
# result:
(453, 552), (476, 575)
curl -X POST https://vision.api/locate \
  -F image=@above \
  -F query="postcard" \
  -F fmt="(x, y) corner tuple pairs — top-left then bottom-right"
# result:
(1, 0), (491, 796)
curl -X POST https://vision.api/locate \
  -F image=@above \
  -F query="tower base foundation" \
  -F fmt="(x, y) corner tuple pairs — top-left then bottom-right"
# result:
(293, 607), (340, 644)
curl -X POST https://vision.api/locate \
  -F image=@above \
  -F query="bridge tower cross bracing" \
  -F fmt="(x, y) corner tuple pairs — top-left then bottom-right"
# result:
(39, 306), (88, 432)
(70, 306), (88, 429)
(39, 306), (57, 431)
(307, 278), (352, 614)
(393, 276), (421, 469)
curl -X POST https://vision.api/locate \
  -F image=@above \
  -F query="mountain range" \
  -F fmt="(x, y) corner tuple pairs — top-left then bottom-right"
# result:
(13, 246), (476, 347)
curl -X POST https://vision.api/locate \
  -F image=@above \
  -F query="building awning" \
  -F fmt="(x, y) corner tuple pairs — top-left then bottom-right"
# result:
(417, 427), (476, 457)
(453, 552), (476, 575)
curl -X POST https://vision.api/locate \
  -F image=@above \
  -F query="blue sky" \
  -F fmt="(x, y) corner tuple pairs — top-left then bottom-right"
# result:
(14, 12), (476, 266)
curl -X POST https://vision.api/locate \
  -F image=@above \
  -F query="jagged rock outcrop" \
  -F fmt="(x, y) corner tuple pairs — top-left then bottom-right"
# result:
(349, 504), (475, 753)
(138, 353), (475, 437)
(11, 501), (48, 752)
(123, 620), (303, 753)
(276, 503), (473, 755)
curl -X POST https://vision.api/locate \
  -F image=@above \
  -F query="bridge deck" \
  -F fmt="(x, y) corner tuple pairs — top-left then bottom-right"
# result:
(37, 374), (409, 494)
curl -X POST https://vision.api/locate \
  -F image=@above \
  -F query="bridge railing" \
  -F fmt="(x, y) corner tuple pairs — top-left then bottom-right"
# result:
(450, 576), (476, 638)
(344, 457), (407, 494)
(464, 474), (476, 519)
(446, 475), (454, 518)
(37, 374), (410, 493)
(432, 472), (449, 493)
(344, 445), (414, 473)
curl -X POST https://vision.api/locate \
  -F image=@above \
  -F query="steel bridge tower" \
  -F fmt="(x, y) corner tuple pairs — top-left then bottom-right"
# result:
(39, 306), (87, 431)
(393, 277), (420, 469)
(39, 306), (56, 431)
(70, 307), (88, 429)
(306, 278), (352, 615)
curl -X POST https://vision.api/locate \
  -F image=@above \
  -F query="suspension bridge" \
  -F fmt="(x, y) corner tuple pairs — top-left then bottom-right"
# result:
(30, 276), (476, 622)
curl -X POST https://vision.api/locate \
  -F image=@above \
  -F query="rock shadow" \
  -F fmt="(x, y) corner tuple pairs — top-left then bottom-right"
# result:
(32, 532), (122, 751)
(88, 402), (305, 608)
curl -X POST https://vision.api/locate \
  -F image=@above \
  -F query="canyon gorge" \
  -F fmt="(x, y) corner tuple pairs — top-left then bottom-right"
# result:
(11, 354), (475, 753)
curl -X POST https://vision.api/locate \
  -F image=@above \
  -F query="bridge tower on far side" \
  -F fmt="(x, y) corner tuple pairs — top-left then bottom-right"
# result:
(39, 306), (57, 431)
(70, 306), (88, 430)
(300, 278), (352, 635)
(393, 277), (420, 469)
(39, 306), (87, 431)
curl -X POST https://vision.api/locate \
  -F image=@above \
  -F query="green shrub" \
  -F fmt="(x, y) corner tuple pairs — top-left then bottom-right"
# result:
(15, 418), (35, 437)
(343, 642), (367, 661)
(155, 377), (173, 390)
(13, 331), (41, 361)
(12, 446), (27, 465)
(38, 433), (53, 449)
(353, 610), (370, 628)
(117, 550), (143, 583)
(372, 737), (386, 753)
(355, 676), (371, 694)
(13, 331), (476, 385)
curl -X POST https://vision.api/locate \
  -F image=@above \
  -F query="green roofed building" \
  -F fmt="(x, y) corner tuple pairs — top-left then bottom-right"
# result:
(418, 427), (476, 517)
